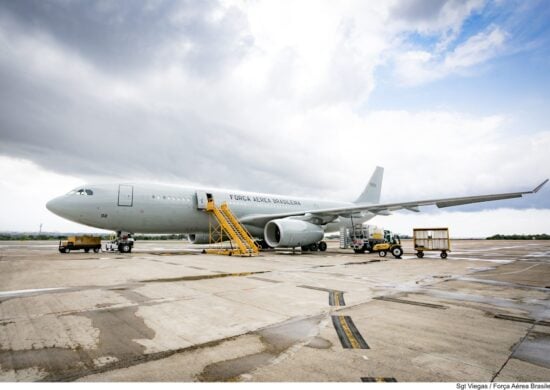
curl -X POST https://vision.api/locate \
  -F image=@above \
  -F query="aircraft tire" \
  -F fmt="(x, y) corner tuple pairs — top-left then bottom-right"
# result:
(309, 243), (318, 251)
(301, 246), (309, 251)
(318, 241), (327, 252)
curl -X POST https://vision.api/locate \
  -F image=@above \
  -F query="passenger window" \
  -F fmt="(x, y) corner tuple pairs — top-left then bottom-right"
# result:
(85, 189), (93, 196)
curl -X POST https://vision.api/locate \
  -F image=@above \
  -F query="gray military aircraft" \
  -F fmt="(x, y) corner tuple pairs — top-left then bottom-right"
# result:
(46, 167), (547, 252)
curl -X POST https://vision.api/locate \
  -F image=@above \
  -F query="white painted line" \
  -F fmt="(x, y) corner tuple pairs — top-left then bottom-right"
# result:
(0, 287), (68, 297)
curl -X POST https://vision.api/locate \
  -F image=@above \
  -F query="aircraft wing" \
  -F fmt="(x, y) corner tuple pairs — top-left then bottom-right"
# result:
(240, 179), (548, 227)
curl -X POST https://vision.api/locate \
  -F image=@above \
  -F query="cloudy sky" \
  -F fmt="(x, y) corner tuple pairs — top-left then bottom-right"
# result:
(0, 0), (549, 237)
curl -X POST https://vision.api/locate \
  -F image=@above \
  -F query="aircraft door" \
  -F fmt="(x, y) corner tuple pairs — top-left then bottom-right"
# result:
(196, 191), (213, 210)
(118, 184), (134, 207)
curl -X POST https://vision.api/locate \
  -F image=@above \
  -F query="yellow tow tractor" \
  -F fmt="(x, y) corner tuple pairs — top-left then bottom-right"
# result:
(372, 230), (403, 258)
(59, 235), (101, 253)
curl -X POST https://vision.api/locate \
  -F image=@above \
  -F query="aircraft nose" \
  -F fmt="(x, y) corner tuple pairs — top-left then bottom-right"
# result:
(46, 197), (64, 216)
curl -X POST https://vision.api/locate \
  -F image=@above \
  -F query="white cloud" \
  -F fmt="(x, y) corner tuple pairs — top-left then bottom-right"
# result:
(394, 25), (508, 86)
(0, 157), (106, 233)
(0, 1), (548, 234)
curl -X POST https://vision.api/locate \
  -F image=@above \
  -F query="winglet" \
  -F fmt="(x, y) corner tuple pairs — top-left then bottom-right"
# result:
(532, 179), (549, 193)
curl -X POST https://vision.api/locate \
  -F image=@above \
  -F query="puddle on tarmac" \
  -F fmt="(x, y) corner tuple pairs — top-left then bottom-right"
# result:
(258, 315), (324, 354)
(0, 347), (84, 379)
(140, 271), (267, 283)
(306, 337), (332, 349)
(198, 315), (324, 381)
(421, 288), (550, 321)
(198, 352), (273, 381)
(454, 277), (550, 292)
(512, 332), (550, 368)
(111, 288), (151, 304)
(2, 306), (160, 380)
(80, 306), (155, 360)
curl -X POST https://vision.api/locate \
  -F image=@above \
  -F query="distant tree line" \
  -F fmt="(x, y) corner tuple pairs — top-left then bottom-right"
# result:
(486, 234), (550, 240)
(0, 234), (70, 241)
(0, 233), (187, 241)
(134, 234), (187, 240)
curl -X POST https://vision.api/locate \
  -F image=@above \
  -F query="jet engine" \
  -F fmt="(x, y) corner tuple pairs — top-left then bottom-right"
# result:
(188, 233), (217, 244)
(264, 219), (324, 248)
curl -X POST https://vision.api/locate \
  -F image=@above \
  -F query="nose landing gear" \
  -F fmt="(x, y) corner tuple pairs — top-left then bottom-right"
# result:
(105, 231), (135, 253)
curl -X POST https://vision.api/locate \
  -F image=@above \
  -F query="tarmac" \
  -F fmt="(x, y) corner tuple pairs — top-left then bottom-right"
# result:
(0, 239), (549, 382)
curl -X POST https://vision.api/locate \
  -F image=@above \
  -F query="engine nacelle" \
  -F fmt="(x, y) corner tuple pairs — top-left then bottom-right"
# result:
(188, 233), (219, 244)
(264, 219), (324, 248)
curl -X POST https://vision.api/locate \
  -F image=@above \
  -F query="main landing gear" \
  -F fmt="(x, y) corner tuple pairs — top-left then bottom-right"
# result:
(301, 241), (328, 252)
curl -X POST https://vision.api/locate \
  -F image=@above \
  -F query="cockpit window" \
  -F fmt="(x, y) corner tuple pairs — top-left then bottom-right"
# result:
(66, 188), (93, 196)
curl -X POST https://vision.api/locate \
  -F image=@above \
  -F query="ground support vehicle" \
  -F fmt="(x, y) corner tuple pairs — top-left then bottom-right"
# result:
(104, 233), (135, 253)
(59, 236), (101, 253)
(340, 224), (385, 254)
(413, 227), (450, 259)
(372, 230), (403, 258)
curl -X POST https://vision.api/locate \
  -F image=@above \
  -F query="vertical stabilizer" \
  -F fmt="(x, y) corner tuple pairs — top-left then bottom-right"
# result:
(354, 166), (384, 204)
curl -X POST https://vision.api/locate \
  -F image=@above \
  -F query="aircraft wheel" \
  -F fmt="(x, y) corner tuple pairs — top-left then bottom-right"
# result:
(392, 246), (403, 258)
(440, 251), (448, 259)
(301, 246), (309, 251)
(379, 250), (387, 257)
(309, 243), (318, 251)
(318, 241), (327, 252)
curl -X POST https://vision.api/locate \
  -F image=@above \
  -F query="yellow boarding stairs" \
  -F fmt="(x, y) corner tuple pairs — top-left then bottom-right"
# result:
(205, 199), (260, 256)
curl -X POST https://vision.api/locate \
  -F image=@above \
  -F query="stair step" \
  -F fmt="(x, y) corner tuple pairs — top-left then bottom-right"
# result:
(205, 200), (259, 256)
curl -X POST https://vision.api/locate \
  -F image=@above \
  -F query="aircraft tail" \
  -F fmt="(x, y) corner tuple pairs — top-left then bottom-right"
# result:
(354, 166), (384, 204)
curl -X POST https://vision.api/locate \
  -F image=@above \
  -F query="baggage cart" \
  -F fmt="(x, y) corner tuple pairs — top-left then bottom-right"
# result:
(413, 228), (450, 259)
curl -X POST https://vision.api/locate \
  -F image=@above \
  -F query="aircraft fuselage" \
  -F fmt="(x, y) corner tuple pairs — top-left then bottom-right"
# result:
(46, 183), (373, 236)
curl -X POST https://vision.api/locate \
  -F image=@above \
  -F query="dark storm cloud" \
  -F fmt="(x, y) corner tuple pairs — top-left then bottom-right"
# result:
(0, 0), (292, 194)
(0, 0), (252, 76)
(0, 0), (547, 212)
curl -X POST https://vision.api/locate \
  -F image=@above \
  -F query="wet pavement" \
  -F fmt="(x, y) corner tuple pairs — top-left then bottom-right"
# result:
(0, 239), (549, 381)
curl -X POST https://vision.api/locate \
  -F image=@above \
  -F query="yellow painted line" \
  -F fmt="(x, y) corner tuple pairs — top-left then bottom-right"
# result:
(336, 292), (341, 306)
(339, 316), (360, 349)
